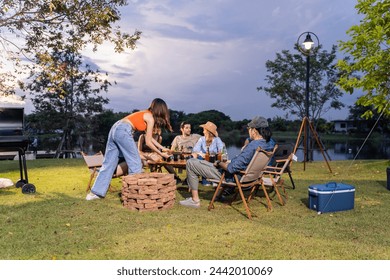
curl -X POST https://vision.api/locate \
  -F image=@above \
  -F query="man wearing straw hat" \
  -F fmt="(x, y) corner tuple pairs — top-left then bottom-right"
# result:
(180, 116), (275, 208)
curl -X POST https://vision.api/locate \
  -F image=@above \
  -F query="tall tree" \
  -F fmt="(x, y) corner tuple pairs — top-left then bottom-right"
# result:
(24, 31), (111, 155)
(257, 45), (345, 124)
(337, 0), (390, 119)
(0, 0), (141, 95)
(0, 0), (140, 55)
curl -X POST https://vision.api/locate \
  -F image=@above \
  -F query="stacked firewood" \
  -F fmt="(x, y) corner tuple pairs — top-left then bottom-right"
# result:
(121, 173), (176, 212)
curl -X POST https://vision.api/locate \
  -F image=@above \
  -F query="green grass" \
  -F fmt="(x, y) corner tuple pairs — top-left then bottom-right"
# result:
(1, 158), (390, 260)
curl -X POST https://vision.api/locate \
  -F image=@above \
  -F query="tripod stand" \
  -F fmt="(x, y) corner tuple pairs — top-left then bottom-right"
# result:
(293, 116), (332, 173)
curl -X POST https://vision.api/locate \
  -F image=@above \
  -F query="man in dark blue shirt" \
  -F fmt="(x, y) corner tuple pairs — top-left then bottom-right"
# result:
(179, 116), (275, 208)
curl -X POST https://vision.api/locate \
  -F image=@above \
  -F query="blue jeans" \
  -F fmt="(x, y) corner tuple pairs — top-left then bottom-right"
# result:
(91, 120), (142, 197)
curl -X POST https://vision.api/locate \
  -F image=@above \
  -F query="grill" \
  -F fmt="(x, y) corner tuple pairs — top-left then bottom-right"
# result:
(0, 105), (36, 193)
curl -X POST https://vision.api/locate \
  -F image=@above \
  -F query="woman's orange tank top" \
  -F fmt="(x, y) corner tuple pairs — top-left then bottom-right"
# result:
(124, 110), (149, 131)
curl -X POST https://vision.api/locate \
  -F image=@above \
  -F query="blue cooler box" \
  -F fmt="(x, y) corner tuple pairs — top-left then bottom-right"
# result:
(308, 182), (355, 214)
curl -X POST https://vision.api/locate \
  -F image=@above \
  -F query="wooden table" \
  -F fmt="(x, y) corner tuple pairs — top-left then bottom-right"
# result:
(147, 158), (187, 171)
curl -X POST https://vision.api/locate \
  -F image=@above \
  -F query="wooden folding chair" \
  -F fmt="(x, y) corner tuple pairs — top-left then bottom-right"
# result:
(207, 147), (274, 219)
(258, 152), (294, 207)
(81, 151), (128, 192)
(273, 143), (296, 189)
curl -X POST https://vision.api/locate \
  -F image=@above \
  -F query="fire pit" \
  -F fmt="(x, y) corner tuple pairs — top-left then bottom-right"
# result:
(121, 173), (176, 212)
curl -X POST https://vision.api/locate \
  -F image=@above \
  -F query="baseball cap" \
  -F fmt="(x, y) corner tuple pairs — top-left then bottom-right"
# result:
(247, 116), (269, 129)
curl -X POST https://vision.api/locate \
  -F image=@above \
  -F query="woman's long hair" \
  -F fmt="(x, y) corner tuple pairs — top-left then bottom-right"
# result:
(204, 130), (214, 146)
(148, 98), (173, 132)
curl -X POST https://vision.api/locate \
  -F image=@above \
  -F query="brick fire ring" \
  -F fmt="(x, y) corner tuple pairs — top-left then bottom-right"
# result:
(121, 173), (176, 212)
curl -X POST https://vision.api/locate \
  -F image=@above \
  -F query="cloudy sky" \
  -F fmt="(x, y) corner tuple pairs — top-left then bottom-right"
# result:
(83, 0), (362, 121)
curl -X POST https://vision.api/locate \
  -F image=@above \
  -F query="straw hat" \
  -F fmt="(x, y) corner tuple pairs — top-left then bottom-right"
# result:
(200, 121), (218, 137)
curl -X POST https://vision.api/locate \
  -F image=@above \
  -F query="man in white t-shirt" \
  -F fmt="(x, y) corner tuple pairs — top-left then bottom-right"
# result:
(170, 121), (200, 152)
(168, 121), (200, 184)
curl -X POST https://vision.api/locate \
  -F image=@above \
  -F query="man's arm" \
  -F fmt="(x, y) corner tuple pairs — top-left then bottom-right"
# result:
(225, 143), (256, 174)
(214, 160), (228, 171)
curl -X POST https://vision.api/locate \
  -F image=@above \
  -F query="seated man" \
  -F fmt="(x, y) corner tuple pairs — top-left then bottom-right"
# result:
(168, 121), (201, 183)
(170, 121), (201, 152)
(179, 116), (275, 208)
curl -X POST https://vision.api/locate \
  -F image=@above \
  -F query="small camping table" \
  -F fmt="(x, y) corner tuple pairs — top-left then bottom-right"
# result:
(147, 158), (187, 172)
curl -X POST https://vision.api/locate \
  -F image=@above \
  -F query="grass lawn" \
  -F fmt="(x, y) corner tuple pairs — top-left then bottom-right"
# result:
(0, 158), (389, 260)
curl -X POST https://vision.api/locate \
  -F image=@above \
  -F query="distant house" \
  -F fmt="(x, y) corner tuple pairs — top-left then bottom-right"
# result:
(332, 120), (356, 133)
(333, 120), (373, 133)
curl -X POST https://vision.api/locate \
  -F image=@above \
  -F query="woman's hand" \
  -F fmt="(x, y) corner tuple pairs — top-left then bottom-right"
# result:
(161, 152), (170, 159)
(162, 148), (172, 154)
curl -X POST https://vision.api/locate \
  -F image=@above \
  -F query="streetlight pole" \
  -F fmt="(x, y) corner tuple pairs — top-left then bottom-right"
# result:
(305, 53), (310, 161)
(294, 32), (332, 172)
(297, 31), (318, 163)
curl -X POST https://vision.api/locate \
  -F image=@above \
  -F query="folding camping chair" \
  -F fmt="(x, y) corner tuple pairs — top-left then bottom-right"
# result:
(207, 147), (274, 219)
(273, 143), (296, 189)
(256, 152), (294, 207)
(81, 151), (128, 192)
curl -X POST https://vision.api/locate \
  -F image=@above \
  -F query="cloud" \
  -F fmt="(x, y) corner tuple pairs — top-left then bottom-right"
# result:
(81, 0), (361, 121)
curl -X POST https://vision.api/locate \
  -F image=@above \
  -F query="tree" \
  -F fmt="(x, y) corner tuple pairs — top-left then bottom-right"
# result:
(0, 0), (141, 95)
(0, 1), (142, 155)
(270, 116), (288, 132)
(24, 35), (111, 155)
(257, 45), (345, 124)
(337, 0), (390, 119)
(185, 110), (232, 134)
(169, 110), (187, 132)
(0, 62), (18, 96)
(90, 110), (129, 152)
(347, 100), (390, 134)
(0, 0), (140, 55)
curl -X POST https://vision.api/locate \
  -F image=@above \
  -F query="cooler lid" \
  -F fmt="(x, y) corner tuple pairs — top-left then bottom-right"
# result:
(309, 182), (355, 193)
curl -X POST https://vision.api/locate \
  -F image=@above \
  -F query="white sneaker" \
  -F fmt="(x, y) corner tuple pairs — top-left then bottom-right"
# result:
(179, 197), (200, 208)
(86, 192), (101, 201)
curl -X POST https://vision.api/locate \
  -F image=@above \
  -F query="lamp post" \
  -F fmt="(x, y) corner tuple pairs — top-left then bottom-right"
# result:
(297, 31), (319, 162)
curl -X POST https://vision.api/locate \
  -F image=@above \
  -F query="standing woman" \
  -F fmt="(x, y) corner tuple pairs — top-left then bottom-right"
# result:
(86, 98), (172, 200)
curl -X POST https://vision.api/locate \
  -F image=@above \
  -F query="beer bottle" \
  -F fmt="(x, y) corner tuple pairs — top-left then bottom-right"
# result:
(217, 148), (222, 161)
(205, 147), (210, 161)
(221, 145), (228, 162)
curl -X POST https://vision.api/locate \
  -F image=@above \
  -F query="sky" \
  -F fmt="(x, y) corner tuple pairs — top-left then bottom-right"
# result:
(38, 0), (364, 121)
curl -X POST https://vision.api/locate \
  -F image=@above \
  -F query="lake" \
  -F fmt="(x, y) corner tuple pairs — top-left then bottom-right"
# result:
(227, 139), (390, 161)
